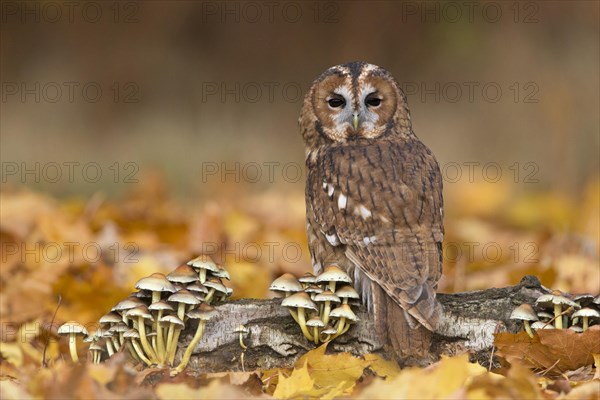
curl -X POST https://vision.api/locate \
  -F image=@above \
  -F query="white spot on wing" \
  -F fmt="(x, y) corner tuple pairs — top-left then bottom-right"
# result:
(322, 181), (328, 190)
(358, 204), (372, 219)
(327, 184), (334, 198)
(362, 236), (377, 245)
(337, 193), (347, 210)
(326, 232), (340, 246)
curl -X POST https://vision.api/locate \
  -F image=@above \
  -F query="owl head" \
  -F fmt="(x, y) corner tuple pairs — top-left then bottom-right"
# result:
(300, 61), (413, 151)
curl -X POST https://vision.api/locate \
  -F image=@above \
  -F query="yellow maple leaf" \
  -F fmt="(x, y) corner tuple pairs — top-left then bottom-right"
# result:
(273, 360), (315, 399)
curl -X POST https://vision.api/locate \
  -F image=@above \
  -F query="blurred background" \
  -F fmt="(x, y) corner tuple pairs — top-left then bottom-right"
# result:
(1, 1), (598, 325)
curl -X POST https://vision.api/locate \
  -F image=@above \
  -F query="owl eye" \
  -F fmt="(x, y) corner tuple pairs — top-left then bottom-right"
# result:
(365, 94), (381, 107)
(327, 96), (346, 108)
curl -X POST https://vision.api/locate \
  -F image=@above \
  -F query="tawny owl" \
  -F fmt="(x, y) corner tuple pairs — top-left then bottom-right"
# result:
(300, 62), (444, 361)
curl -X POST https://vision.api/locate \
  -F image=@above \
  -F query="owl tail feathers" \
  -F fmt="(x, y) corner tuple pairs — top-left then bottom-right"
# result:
(373, 285), (439, 366)
(403, 284), (443, 332)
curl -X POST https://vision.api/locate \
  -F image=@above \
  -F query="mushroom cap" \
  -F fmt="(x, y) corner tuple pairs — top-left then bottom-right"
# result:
(148, 300), (174, 312)
(510, 304), (539, 322)
(108, 322), (129, 333)
(111, 297), (146, 312)
(123, 329), (140, 339)
(535, 293), (579, 309)
(58, 321), (88, 335)
(233, 325), (249, 334)
(135, 273), (177, 293)
(125, 306), (153, 320)
(536, 311), (553, 320)
(314, 291), (341, 303)
(304, 284), (324, 295)
(335, 285), (360, 299)
(212, 267), (231, 280)
(322, 326), (338, 335)
(187, 303), (218, 321)
(204, 278), (228, 294)
(593, 295), (600, 305)
(187, 255), (220, 272)
(168, 289), (202, 305)
(306, 316), (325, 328)
(134, 290), (152, 299)
(186, 282), (209, 294)
(573, 294), (595, 306)
(281, 292), (318, 311)
(99, 312), (122, 324)
(315, 265), (352, 284)
(167, 265), (200, 284)
(572, 307), (600, 319)
(159, 315), (185, 327)
(531, 321), (554, 330)
(89, 343), (104, 351)
(329, 304), (359, 322)
(569, 325), (584, 332)
(269, 273), (303, 293)
(298, 272), (317, 284)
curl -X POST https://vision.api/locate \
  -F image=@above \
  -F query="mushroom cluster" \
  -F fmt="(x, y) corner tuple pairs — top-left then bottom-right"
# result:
(510, 291), (600, 337)
(270, 265), (360, 344)
(59, 255), (230, 374)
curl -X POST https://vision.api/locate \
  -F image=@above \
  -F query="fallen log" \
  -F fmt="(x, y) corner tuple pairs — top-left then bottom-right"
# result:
(176, 276), (547, 373)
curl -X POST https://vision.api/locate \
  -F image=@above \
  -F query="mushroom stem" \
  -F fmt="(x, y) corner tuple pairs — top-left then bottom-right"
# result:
(105, 340), (115, 357)
(171, 321), (206, 376)
(239, 331), (247, 350)
(137, 317), (157, 362)
(67, 334), (79, 363)
(334, 317), (347, 337)
(126, 342), (141, 362)
(167, 325), (183, 365)
(155, 310), (166, 363)
(553, 304), (563, 329)
(583, 316), (590, 331)
(523, 321), (534, 338)
(204, 289), (215, 304)
(313, 326), (319, 344)
(322, 300), (332, 326)
(296, 309), (313, 341)
(131, 340), (153, 366)
(199, 269), (207, 284)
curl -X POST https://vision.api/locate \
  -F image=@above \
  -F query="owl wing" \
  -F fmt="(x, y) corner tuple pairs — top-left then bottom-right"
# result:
(306, 138), (444, 330)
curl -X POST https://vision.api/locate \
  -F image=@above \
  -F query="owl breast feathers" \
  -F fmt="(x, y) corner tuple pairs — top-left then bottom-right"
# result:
(299, 62), (444, 355)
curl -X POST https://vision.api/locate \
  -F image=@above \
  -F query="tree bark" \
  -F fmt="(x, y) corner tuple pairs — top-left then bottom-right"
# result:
(177, 276), (547, 373)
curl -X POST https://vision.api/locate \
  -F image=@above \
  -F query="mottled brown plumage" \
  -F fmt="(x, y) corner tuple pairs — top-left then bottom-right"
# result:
(299, 62), (443, 361)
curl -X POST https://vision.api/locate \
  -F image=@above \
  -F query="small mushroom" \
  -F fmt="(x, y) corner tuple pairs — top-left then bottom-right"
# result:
(536, 311), (553, 322)
(160, 315), (184, 366)
(203, 278), (228, 304)
(58, 321), (88, 363)
(88, 342), (104, 364)
(535, 292), (579, 329)
(135, 273), (176, 304)
(125, 306), (157, 363)
(571, 308), (600, 331)
(172, 304), (218, 375)
(187, 255), (220, 283)
(148, 300), (174, 363)
(314, 291), (341, 326)
(298, 272), (317, 287)
(269, 273), (303, 297)
(315, 265), (352, 293)
(166, 289), (201, 364)
(167, 264), (200, 285)
(306, 316), (325, 344)
(531, 321), (555, 330)
(212, 266), (231, 281)
(233, 325), (250, 350)
(569, 325), (584, 333)
(510, 304), (538, 338)
(282, 292), (318, 341)
(124, 328), (152, 366)
(329, 304), (359, 337)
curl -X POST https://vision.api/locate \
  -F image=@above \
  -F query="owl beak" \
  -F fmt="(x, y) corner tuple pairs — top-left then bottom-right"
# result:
(352, 113), (359, 130)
